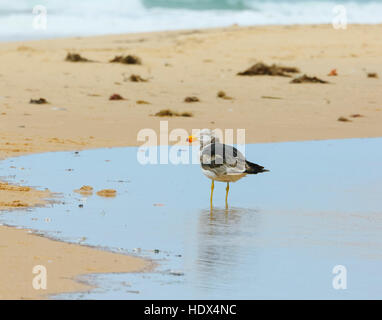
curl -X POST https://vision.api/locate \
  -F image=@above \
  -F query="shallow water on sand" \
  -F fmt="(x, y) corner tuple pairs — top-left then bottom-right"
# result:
(1, 138), (382, 299)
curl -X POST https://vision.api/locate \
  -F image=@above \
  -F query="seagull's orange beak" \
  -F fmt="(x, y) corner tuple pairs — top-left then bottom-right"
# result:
(187, 135), (197, 143)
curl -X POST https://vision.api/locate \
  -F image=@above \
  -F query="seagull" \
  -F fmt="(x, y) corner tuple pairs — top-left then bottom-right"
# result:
(188, 129), (269, 208)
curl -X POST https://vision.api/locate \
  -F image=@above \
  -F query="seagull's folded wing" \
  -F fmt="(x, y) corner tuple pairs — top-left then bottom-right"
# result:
(200, 143), (246, 176)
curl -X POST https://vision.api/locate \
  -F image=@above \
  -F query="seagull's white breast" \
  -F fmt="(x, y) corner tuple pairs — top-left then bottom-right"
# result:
(201, 168), (247, 182)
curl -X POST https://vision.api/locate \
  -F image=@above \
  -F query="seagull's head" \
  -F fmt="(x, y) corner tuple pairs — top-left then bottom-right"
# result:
(187, 129), (219, 148)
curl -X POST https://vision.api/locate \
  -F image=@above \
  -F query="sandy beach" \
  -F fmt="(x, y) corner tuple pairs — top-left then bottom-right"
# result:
(1, 24), (381, 299)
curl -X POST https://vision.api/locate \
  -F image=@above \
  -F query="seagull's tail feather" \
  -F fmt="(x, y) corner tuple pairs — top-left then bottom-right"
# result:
(245, 161), (269, 174)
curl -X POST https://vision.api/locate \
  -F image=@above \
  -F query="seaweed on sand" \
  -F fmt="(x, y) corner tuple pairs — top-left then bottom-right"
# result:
(154, 109), (193, 117)
(290, 74), (328, 84)
(65, 53), (91, 62)
(110, 55), (142, 65)
(238, 62), (299, 77)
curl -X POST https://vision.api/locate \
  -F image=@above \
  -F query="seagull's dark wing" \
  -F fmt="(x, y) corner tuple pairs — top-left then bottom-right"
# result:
(245, 160), (269, 174)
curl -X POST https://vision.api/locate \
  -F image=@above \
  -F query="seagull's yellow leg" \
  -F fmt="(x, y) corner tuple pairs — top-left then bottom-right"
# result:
(210, 180), (214, 208)
(225, 182), (230, 209)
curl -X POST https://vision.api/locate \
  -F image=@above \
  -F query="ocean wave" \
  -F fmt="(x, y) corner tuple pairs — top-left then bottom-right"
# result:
(0, 0), (381, 41)
(141, 0), (252, 10)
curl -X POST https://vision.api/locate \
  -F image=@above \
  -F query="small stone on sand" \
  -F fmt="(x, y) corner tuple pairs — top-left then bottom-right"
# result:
(217, 91), (233, 100)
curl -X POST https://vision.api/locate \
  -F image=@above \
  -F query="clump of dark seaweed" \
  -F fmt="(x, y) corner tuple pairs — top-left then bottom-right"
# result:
(337, 116), (351, 122)
(65, 53), (91, 62)
(110, 55), (142, 65)
(367, 72), (378, 78)
(238, 62), (299, 77)
(290, 74), (328, 84)
(30, 98), (48, 104)
(136, 100), (150, 105)
(184, 96), (200, 103)
(154, 109), (193, 117)
(129, 74), (148, 82)
(109, 94), (125, 100)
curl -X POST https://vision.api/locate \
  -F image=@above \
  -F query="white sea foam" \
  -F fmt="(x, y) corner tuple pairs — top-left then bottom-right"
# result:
(0, 0), (381, 41)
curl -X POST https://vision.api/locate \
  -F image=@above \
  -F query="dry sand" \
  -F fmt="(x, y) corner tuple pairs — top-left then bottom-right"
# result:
(0, 24), (381, 299)
(0, 24), (381, 160)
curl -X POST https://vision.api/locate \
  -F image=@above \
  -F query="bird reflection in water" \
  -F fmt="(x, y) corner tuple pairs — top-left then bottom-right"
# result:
(192, 207), (260, 292)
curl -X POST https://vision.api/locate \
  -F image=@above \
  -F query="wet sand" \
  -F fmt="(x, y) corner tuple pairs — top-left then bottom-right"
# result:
(0, 225), (149, 299)
(0, 182), (150, 300)
(0, 182), (50, 208)
(0, 24), (381, 299)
